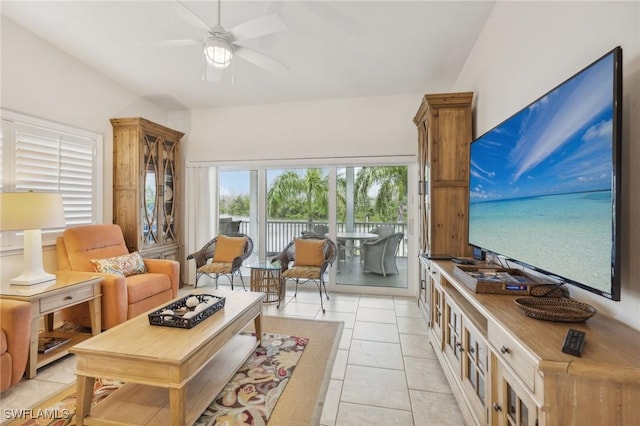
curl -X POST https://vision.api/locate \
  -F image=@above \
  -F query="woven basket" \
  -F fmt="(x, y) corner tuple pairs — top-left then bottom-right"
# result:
(514, 297), (596, 322)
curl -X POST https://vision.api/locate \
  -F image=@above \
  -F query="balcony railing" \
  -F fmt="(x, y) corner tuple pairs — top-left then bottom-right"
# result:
(235, 220), (408, 257)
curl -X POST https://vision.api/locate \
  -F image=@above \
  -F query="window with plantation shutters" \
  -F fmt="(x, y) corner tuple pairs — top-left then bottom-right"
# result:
(1, 111), (103, 249)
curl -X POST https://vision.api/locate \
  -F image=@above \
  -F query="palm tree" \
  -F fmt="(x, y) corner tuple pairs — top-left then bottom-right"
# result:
(267, 169), (329, 223)
(354, 166), (407, 222)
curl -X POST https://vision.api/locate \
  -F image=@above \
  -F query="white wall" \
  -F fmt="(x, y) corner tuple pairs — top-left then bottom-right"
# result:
(0, 16), (174, 281)
(186, 94), (419, 162)
(453, 1), (640, 330)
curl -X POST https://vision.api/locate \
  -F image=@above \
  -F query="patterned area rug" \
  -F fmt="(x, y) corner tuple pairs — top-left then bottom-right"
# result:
(6, 332), (308, 426)
(196, 332), (309, 425)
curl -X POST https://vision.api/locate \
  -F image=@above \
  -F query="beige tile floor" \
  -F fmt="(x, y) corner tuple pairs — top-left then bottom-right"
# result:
(0, 283), (464, 426)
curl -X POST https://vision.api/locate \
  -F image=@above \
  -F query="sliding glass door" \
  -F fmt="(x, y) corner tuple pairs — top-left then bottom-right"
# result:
(334, 166), (408, 288)
(218, 169), (258, 260)
(265, 168), (329, 256)
(209, 159), (414, 294)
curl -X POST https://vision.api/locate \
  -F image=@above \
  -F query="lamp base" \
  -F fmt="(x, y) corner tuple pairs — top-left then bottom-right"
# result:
(10, 228), (56, 286)
(10, 270), (56, 286)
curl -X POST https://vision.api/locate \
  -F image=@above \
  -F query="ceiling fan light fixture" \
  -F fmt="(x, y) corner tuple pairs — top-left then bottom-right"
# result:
(204, 37), (233, 69)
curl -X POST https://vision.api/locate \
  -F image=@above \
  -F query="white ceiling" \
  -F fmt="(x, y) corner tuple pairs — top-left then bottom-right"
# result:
(1, 1), (495, 110)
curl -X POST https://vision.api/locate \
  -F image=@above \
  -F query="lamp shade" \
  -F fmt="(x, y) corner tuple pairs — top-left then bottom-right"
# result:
(1, 192), (66, 285)
(0, 192), (66, 231)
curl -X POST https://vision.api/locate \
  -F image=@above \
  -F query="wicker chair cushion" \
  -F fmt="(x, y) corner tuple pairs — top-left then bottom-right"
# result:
(90, 252), (147, 277)
(283, 266), (322, 279)
(293, 238), (326, 267)
(212, 235), (247, 263)
(198, 262), (233, 274)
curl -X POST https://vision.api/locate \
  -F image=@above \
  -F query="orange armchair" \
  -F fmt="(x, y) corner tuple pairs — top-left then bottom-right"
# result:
(56, 224), (179, 330)
(0, 299), (31, 392)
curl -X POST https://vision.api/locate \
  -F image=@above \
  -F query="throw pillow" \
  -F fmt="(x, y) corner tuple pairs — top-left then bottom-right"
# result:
(213, 235), (248, 263)
(294, 238), (326, 267)
(90, 252), (147, 277)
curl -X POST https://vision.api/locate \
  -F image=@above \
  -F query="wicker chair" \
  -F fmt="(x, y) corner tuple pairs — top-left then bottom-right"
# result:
(361, 226), (395, 262)
(300, 224), (329, 238)
(301, 225), (345, 262)
(274, 236), (337, 313)
(362, 232), (404, 276)
(187, 232), (254, 290)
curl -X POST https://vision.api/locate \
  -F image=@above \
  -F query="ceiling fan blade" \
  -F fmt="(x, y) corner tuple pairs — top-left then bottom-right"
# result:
(234, 46), (288, 73)
(229, 14), (287, 42)
(174, 0), (212, 34)
(151, 39), (200, 47)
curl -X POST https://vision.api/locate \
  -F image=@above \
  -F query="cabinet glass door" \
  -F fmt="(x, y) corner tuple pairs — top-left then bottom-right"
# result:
(431, 282), (444, 346)
(161, 139), (177, 244)
(493, 361), (538, 426)
(464, 323), (489, 423)
(444, 299), (463, 370)
(143, 132), (159, 247)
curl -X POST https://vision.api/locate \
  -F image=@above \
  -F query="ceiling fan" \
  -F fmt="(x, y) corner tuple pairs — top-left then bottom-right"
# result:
(163, 0), (288, 81)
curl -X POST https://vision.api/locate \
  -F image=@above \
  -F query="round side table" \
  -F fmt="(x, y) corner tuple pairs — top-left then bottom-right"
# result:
(247, 261), (284, 308)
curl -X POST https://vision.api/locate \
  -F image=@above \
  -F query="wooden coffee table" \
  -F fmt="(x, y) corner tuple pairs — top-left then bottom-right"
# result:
(70, 290), (263, 426)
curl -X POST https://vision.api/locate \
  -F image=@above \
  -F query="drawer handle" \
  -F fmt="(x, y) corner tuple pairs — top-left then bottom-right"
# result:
(64, 295), (73, 300)
(469, 347), (475, 354)
(500, 345), (510, 354)
(493, 403), (502, 412)
(456, 342), (464, 352)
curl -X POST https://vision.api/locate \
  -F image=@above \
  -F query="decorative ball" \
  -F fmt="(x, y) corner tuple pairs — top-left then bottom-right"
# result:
(183, 311), (196, 319)
(186, 296), (200, 308)
(194, 303), (207, 313)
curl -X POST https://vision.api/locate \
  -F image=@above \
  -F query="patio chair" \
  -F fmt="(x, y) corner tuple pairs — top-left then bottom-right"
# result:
(362, 232), (404, 276)
(274, 236), (337, 313)
(301, 225), (345, 262)
(360, 226), (395, 261)
(300, 224), (329, 238)
(187, 232), (254, 290)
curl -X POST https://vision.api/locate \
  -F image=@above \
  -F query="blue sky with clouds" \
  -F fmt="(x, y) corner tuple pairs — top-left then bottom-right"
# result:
(470, 52), (615, 202)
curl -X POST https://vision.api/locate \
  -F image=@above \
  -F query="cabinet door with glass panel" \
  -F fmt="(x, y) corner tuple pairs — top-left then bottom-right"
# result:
(443, 293), (490, 425)
(142, 130), (178, 249)
(463, 321), (490, 425)
(491, 356), (538, 426)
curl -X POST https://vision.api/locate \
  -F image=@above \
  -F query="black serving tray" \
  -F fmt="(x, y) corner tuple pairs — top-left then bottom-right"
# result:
(148, 294), (225, 329)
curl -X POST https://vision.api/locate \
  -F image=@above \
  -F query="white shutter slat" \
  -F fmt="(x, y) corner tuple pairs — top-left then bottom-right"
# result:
(8, 119), (98, 231)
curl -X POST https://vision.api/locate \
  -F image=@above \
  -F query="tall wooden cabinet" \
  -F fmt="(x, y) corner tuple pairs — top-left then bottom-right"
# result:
(111, 117), (184, 272)
(413, 92), (473, 257)
(414, 92), (473, 326)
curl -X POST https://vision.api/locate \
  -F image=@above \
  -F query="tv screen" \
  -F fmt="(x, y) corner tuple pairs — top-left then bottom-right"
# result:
(468, 47), (622, 301)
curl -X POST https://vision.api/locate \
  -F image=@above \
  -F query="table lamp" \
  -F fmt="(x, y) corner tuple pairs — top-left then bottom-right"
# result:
(0, 192), (66, 285)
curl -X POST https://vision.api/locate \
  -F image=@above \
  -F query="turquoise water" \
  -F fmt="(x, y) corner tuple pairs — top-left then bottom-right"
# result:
(469, 191), (612, 293)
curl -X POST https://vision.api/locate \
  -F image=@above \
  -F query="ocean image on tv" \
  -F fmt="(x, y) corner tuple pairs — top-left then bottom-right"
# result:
(469, 52), (615, 294)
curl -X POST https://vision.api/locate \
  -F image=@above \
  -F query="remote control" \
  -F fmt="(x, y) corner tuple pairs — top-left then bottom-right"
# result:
(562, 328), (586, 357)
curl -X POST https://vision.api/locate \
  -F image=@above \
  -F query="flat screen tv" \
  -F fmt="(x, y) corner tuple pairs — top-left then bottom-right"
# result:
(468, 46), (622, 301)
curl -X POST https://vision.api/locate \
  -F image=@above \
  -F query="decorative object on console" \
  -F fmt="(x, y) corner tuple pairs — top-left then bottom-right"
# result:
(514, 297), (596, 322)
(453, 265), (561, 296)
(0, 191), (65, 285)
